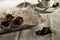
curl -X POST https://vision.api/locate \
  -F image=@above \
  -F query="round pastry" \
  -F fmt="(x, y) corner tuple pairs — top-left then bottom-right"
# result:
(1, 20), (11, 27)
(5, 14), (14, 20)
(52, 2), (59, 8)
(13, 16), (23, 25)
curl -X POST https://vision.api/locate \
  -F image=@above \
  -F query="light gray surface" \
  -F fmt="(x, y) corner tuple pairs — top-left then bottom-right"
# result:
(0, 8), (60, 40)
(0, 31), (19, 40)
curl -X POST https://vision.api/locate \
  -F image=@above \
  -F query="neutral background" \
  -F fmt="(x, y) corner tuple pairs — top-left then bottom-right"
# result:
(0, 0), (60, 40)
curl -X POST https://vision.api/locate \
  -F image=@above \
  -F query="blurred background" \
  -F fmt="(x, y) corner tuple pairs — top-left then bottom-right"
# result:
(0, 0), (60, 40)
(0, 0), (39, 9)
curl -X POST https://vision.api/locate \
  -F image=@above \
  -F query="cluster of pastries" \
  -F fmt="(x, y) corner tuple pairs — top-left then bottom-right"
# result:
(0, 14), (35, 34)
(0, 14), (24, 33)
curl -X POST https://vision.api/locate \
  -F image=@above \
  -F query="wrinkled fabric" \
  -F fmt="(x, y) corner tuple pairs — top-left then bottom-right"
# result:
(0, 7), (60, 40)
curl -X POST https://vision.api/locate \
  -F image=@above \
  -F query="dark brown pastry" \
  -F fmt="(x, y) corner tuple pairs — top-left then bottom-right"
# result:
(13, 16), (23, 25)
(52, 2), (59, 8)
(1, 20), (11, 27)
(35, 27), (52, 36)
(5, 14), (14, 20)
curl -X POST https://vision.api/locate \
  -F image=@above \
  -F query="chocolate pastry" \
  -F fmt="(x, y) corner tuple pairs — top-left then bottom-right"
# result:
(5, 14), (14, 20)
(1, 20), (11, 27)
(40, 27), (52, 36)
(13, 16), (23, 25)
(35, 27), (52, 36)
